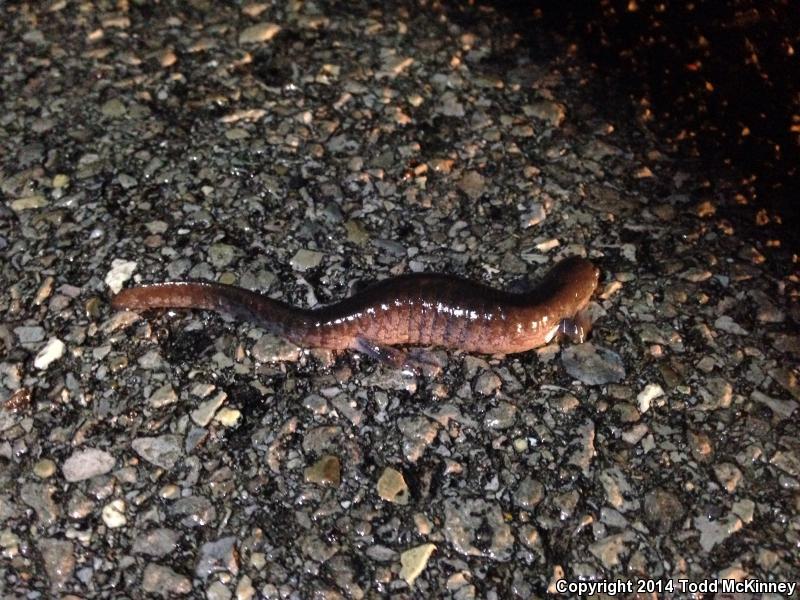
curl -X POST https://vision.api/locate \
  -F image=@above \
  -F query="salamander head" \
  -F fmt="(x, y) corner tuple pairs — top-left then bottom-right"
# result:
(540, 256), (600, 309)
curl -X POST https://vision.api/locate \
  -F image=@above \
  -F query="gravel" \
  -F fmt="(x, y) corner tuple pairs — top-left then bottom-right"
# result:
(1, 0), (796, 596)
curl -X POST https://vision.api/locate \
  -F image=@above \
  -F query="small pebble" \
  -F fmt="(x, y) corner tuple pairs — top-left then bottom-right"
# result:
(443, 498), (513, 560)
(399, 544), (436, 586)
(100, 97), (126, 118)
(714, 315), (748, 335)
(251, 334), (301, 362)
(196, 537), (238, 579)
(377, 467), (409, 505)
(158, 49), (177, 67)
(208, 243), (237, 268)
(14, 325), (45, 344)
(62, 448), (116, 482)
(206, 581), (232, 600)
(752, 390), (797, 419)
(191, 391), (228, 427)
(514, 476), (544, 510)
(523, 100), (566, 126)
(637, 383), (664, 413)
(132, 435), (183, 469)
(34, 338), (65, 370)
(33, 458), (57, 479)
(34, 276), (55, 305)
(133, 528), (181, 557)
(484, 401), (516, 429)
(457, 170), (485, 200)
(643, 488), (685, 531)
(10, 195), (48, 211)
(589, 533), (632, 568)
(695, 514), (742, 552)
(104, 259), (137, 294)
(713, 462), (743, 493)
(102, 499), (127, 528)
(148, 384), (178, 408)
(398, 416), (439, 463)
(142, 563), (192, 596)
(304, 455), (341, 487)
(561, 343), (626, 385)
(239, 22), (281, 44)
(214, 407), (242, 427)
(437, 92), (465, 117)
(38, 539), (75, 588)
(290, 249), (324, 271)
(520, 203), (546, 228)
(235, 575), (256, 600)
(473, 371), (501, 395)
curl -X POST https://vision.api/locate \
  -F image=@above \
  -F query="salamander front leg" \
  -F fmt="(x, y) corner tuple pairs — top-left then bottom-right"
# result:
(556, 309), (593, 345)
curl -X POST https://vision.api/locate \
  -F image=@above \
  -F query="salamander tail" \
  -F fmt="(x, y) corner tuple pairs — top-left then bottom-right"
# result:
(112, 282), (312, 340)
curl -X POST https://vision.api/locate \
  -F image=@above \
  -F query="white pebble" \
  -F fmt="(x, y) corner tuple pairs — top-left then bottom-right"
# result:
(637, 383), (664, 413)
(214, 408), (241, 427)
(105, 259), (138, 294)
(102, 499), (127, 528)
(34, 338), (65, 370)
(62, 448), (116, 482)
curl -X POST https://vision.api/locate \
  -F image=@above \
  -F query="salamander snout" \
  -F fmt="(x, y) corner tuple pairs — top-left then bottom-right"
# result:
(549, 256), (600, 294)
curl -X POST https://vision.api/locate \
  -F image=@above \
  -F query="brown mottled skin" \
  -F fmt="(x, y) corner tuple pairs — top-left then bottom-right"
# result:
(111, 256), (600, 355)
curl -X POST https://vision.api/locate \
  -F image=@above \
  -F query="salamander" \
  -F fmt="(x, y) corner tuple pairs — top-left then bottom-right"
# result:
(111, 256), (599, 362)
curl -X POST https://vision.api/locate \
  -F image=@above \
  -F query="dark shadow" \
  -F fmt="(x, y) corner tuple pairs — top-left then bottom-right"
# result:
(465, 0), (799, 252)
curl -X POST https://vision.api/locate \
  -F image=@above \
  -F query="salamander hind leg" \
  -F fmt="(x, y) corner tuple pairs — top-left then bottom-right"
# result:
(352, 337), (408, 369)
(352, 337), (443, 375)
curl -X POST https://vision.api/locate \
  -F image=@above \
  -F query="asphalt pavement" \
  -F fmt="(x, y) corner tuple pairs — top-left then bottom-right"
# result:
(1, 1), (797, 597)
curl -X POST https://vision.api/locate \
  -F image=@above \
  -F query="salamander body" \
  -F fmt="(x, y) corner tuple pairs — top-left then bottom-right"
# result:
(112, 256), (599, 355)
